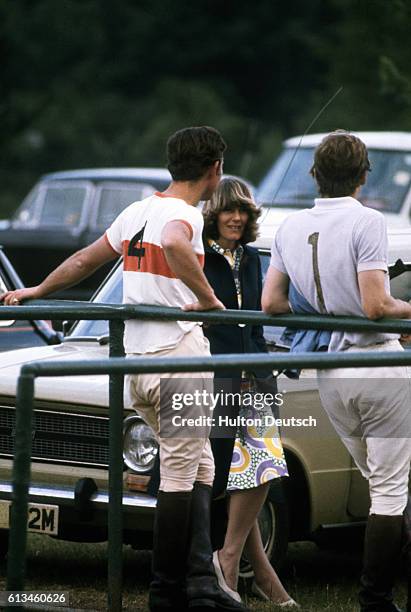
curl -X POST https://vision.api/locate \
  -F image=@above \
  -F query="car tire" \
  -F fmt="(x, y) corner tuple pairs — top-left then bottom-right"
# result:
(239, 490), (289, 579)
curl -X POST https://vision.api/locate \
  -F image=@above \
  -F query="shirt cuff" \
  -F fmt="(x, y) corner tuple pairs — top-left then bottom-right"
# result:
(174, 219), (193, 241)
(269, 258), (287, 274)
(357, 260), (388, 272)
(104, 232), (122, 255)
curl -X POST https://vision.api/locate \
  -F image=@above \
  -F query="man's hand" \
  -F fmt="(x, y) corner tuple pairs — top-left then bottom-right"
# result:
(1, 286), (41, 305)
(182, 296), (225, 312)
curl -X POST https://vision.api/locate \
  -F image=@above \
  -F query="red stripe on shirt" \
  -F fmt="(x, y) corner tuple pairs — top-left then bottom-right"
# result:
(123, 240), (204, 276)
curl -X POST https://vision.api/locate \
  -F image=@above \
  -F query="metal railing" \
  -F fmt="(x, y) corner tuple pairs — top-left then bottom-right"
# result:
(2, 301), (411, 611)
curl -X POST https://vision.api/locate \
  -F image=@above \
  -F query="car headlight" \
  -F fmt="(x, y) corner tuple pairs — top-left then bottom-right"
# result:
(123, 415), (158, 473)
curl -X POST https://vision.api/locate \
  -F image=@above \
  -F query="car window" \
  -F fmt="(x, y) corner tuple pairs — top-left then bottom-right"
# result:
(12, 185), (41, 227)
(39, 185), (86, 227)
(257, 147), (411, 214)
(95, 184), (156, 230)
(13, 181), (89, 228)
(257, 148), (315, 207)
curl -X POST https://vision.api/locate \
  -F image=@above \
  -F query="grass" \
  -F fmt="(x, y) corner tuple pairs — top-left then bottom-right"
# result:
(0, 536), (407, 611)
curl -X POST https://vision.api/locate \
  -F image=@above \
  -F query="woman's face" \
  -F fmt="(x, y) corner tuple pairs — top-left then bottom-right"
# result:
(216, 206), (249, 248)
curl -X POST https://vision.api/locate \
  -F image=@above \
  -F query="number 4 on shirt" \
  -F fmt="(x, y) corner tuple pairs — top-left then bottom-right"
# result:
(128, 222), (147, 269)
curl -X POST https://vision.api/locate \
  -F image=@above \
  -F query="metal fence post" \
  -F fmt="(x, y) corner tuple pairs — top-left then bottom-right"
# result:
(7, 371), (35, 592)
(108, 319), (125, 612)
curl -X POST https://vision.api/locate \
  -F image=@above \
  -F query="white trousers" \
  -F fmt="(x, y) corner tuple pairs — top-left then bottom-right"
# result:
(125, 326), (215, 493)
(318, 340), (411, 516)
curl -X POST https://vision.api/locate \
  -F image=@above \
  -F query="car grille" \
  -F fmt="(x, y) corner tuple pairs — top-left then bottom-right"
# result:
(0, 406), (109, 467)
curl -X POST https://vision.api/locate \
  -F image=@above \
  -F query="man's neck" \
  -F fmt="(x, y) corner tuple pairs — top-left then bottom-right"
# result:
(320, 187), (361, 200)
(160, 181), (204, 206)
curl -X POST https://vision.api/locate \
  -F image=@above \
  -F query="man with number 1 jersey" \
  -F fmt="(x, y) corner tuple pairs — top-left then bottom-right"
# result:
(262, 131), (411, 612)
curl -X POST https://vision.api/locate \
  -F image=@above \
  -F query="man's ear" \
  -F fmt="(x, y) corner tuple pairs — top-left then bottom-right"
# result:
(214, 159), (223, 176)
(359, 171), (367, 186)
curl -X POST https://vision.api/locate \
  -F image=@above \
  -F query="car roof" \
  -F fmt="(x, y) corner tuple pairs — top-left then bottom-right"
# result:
(285, 132), (411, 150)
(40, 168), (255, 193)
(41, 168), (172, 182)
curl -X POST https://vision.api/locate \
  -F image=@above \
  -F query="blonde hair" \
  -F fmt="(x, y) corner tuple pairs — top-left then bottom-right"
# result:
(202, 178), (261, 244)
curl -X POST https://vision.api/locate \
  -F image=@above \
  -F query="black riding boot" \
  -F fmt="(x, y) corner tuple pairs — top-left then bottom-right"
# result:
(359, 514), (403, 612)
(186, 482), (248, 611)
(402, 498), (411, 612)
(149, 490), (192, 611)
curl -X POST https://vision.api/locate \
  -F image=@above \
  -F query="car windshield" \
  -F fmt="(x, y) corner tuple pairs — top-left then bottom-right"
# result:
(13, 181), (88, 228)
(69, 265), (123, 339)
(257, 147), (411, 214)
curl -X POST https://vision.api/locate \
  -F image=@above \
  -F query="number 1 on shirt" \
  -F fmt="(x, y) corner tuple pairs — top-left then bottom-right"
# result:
(308, 232), (327, 313)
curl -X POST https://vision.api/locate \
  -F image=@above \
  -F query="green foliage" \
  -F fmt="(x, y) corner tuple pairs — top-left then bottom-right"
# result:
(1, 0), (411, 216)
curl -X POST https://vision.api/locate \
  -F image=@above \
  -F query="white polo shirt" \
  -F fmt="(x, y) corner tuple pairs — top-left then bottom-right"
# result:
(105, 192), (204, 353)
(270, 196), (398, 352)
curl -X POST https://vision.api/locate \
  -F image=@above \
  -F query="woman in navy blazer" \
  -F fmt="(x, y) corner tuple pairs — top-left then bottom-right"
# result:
(203, 179), (297, 608)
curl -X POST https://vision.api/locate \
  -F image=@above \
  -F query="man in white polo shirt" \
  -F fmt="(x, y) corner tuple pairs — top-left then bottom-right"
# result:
(2, 126), (247, 611)
(262, 131), (411, 612)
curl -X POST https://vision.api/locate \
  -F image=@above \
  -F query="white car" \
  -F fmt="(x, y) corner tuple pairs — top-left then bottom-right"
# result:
(257, 131), (411, 230)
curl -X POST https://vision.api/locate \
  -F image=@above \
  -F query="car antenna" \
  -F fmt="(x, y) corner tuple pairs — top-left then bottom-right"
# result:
(271, 86), (343, 204)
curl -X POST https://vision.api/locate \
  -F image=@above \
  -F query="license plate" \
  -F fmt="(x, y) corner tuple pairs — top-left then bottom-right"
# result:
(0, 501), (59, 535)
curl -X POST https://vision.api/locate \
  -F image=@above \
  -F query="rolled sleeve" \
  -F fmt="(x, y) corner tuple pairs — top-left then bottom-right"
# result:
(104, 231), (122, 255)
(180, 206), (204, 245)
(357, 260), (388, 273)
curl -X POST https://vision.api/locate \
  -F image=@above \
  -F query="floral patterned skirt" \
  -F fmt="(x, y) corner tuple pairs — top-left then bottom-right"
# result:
(227, 387), (289, 491)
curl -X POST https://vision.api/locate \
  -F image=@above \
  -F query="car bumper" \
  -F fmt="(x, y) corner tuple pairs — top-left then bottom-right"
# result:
(0, 480), (157, 540)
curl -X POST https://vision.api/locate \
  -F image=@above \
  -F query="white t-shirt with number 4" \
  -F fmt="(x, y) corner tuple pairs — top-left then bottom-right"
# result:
(105, 192), (205, 353)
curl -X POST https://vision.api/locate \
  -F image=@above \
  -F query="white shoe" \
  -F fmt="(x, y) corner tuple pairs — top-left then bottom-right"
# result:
(251, 580), (300, 607)
(212, 550), (242, 603)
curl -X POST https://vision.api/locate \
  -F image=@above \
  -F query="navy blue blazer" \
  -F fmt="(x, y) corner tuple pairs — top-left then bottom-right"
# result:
(203, 243), (268, 371)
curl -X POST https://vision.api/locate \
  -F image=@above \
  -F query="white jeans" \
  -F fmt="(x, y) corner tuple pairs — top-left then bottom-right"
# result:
(318, 340), (411, 516)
